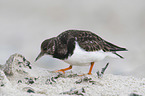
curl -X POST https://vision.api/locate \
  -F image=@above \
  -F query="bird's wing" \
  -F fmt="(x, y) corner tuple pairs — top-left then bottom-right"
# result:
(76, 31), (127, 52)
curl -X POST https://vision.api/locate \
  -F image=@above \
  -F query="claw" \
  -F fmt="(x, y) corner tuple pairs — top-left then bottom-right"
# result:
(54, 65), (72, 74)
(55, 70), (65, 74)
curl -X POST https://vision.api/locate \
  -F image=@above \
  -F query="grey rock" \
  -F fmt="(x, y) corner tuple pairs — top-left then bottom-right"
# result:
(23, 87), (35, 93)
(0, 70), (11, 87)
(2, 53), (32, 76)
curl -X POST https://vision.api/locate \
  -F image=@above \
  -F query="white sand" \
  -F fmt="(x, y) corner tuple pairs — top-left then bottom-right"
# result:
(0, 54), (145, 96)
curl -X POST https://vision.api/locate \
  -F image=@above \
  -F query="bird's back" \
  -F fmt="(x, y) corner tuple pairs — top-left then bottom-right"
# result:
(57, 30), (127, 52)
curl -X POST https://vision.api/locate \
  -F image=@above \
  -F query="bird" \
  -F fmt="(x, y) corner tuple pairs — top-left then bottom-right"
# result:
(35, 30), (127, 75)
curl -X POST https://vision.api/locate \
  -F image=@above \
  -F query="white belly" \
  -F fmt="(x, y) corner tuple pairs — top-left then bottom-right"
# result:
(63, 42), (118, 66)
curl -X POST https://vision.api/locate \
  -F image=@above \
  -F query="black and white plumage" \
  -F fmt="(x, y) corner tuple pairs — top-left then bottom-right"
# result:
(35, 30), (127, 74)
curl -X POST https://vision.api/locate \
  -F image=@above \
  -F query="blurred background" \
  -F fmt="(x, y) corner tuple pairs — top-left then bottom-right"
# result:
(0, 0), (145, 78)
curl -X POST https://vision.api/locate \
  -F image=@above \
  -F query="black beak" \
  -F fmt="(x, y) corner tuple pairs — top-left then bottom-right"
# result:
(35, 52), (44, 62)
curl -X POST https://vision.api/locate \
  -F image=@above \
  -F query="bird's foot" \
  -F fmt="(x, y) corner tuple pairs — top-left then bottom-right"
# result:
(55, 69), (65, 74)
(54, 65), (72, 74)
(78, 74), (86, 76)
(88, 72), (92, 75)
(78, 73), (92, 76)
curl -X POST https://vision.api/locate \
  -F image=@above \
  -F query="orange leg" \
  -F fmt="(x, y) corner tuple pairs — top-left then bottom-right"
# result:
(88, 62), (94, 75)
(55, 65), (72, 74)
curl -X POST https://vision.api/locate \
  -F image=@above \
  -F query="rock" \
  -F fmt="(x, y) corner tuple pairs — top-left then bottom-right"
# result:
(0, 70), (11, 87)
(60, 87), (85, 96)
(130, 93), (142, 96)
(75, 77), (96, 84)
(22, 87), (35, 93)
(17, 80), (22, 83)
(2, 53), (32, 76)
(25, 78), (35, 84)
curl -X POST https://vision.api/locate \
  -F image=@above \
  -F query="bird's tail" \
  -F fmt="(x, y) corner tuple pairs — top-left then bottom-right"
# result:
(114, 53), (124, 59)
(104, 41), (128, 52)
(104, 41), (127, 59)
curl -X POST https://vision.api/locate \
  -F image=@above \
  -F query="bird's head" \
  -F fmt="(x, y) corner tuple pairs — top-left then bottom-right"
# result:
(35, 37), (56, 62)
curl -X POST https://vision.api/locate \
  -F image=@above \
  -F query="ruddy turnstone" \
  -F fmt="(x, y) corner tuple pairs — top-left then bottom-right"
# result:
(35, 30), (127, 75)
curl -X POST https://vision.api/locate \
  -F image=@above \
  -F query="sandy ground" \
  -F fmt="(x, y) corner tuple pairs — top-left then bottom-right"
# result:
(0, 0), (145, 78)
(0, 54), (145, 96)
